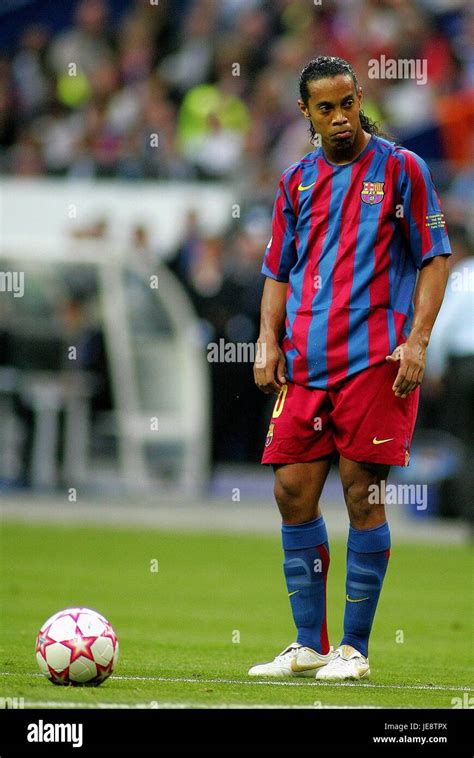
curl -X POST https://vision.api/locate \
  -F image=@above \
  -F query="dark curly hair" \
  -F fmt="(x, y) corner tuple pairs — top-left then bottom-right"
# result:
(299, 56), (390, 144)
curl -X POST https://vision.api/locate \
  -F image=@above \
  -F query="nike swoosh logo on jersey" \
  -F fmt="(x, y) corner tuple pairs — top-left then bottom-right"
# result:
(372, 437), (394, 445)
(346, 595), (369, 603)
(298, 182), (316, 191)
(288, 590), (300, 597)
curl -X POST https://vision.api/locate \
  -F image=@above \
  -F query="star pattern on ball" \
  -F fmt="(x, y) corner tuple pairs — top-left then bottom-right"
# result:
(93, 658), (115, 683)
(62, 632), (97, 664)
(36, 609), (118, 686)
(102, 624), (118, 650)
(47, 665), (70, 685)
(53, 610), (82, 625)
(63, 611), (82, 623)
(35, 624), (57, 659)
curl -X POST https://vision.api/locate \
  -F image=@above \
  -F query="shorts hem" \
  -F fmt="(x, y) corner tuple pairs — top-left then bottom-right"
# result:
(261, 447), (336, 466)
(335, 445), (408, 467)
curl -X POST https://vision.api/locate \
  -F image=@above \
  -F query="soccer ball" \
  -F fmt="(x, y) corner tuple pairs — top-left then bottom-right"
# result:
(35, 607), (119, 686)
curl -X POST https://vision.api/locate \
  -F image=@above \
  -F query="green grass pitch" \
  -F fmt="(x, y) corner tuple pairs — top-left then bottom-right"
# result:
(0, 521), (472, 709)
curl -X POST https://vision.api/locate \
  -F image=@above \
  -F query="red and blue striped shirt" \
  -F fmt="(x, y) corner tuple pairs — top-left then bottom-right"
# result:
(262, 135), (451, 389)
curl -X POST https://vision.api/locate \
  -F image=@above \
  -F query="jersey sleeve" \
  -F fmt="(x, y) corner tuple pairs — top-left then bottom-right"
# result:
(397, 150), (451, 269)
(261, 173), (297, 282)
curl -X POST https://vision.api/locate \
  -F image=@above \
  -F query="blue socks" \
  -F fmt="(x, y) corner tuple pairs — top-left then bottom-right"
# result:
(281, 516), (330, 654)
(282, 518), (390, 657)
(341, 521), (391, 658)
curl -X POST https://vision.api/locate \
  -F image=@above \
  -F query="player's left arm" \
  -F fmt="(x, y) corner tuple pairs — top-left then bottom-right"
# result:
(386, 255), (449, 398)
(387, 149), (451, 398)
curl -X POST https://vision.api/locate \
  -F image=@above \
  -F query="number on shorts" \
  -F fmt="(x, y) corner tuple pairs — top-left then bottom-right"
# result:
(272, 384), (288, 418)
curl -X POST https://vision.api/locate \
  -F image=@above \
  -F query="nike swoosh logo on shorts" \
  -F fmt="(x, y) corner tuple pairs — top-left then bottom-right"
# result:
(372, 437), (394, 445)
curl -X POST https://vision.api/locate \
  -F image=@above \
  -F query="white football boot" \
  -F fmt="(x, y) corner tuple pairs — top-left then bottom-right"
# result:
(315, 644), (370, 681)
(248, 643), (333, 677)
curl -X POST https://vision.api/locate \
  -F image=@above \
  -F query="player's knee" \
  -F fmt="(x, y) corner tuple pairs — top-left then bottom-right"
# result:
(343, 479), (373, 518)
(343, 477), (388, 526)
(341, 463), (389, 514)
(274, 475), (300, 507)
(274, 474), (312, 520)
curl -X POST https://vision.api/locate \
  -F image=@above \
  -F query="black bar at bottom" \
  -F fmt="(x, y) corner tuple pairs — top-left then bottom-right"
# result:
(0, 707), (472, 756)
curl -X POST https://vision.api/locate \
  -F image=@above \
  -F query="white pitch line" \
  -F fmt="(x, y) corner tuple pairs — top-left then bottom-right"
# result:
(0, 671), (471, 693)
(112, 675), (472, 693)
(19, 701), (388, 710)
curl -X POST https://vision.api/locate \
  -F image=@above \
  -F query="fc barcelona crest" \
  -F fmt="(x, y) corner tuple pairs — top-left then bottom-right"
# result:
(265, 423), (275, 448)
(361, 181), (385, 205)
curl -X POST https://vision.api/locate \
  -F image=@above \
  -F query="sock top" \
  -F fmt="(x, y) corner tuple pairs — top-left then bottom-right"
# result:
(348, 521), (391, 553)
(282, 516), (328, 550)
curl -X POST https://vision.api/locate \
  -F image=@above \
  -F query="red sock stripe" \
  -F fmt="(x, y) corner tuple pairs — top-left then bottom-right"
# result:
(317, 543), (331, 655)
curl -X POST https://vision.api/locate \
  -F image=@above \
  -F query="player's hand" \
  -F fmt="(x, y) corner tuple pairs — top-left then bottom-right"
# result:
(386, 340), (426, 398)
(254, 337), (287, 394)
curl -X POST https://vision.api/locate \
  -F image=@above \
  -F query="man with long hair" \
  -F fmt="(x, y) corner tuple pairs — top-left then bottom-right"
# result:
(251, 56), (450, 680)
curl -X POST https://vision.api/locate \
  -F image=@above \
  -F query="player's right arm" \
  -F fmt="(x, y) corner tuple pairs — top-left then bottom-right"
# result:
(254, 170), (298, 394)
(254, 278), (288, 394)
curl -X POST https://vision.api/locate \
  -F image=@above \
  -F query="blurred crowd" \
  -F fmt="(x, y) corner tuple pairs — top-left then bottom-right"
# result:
(1, 0), (473, 189)
(1, 0), (473, 504)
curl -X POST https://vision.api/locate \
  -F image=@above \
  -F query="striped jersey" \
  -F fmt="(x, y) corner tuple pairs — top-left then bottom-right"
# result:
(262, 135), (451, 389)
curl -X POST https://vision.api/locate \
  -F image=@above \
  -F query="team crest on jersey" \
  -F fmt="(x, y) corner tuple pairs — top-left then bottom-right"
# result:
(361, 181), (385, 205)
(265, 423), (275, 447)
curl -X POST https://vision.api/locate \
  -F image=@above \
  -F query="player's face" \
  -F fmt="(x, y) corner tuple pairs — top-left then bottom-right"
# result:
(298, 74), (363, 154)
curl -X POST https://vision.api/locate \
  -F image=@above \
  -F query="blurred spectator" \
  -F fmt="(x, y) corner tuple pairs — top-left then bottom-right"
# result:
(443, 139), (474, 243)
(70, 217), (108, 239)
(158, 0), (216, 95)
(167, 214), (270, 462)
(177, 81), (250, 178)
(12, 24), (50, 119)
(48, 0), (112, 79)
(425, 251), (474, 425)
(33, 100), (83, 175)
(168, 209), (207, 286)
(126, 223), (160, 273)
(0, 59), (19, 161)
(423, 237), (474, 521)
(8, 127), (43, 175)
(60, 293), (112, 417)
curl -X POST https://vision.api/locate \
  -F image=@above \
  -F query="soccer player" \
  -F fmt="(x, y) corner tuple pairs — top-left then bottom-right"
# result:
(250, 56), (451, 680)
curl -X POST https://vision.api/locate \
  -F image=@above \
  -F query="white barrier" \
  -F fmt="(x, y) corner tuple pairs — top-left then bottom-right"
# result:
(0, 179), (225, 493)
(0, 178), (236, 258)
